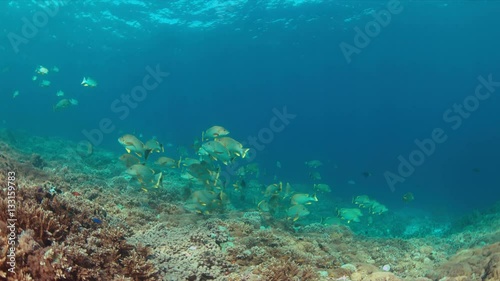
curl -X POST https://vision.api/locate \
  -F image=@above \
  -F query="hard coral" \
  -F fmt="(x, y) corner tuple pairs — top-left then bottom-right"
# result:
(30, 153), (47, 169)
(256, 258), (318, 281)
(484, 253), (500, 280)
(0, 171), (157, 280)
(128, 220), (235, 281)
(431, 242), (500, 281)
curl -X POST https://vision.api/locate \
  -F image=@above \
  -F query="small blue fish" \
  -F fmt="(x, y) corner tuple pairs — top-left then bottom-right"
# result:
(91, 218), (102, 224)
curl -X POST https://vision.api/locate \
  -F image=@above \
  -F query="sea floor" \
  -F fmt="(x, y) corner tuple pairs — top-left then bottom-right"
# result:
(0, 129), (498, 281)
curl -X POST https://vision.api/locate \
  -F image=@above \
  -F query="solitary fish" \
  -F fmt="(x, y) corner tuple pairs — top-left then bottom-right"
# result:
(178, 157), (201, 167)
(290, 193), (318, 205)
(144, 139), (164, 160)
(309, 171), (322, 180)
(314, 183), (331, 193)
(305, 160), (323, 168)
(118, 134), (145, 157)
(36, 65), (49, 75)
(154, 156), (177, 168)
(81, 77), (98, 87)
(287, 204), (310, 221)
(215, 136), (249, 158)
(126, 164), (163, 188)
(40, 80), (51, 87)
(402, 192), (414, 203)
(338, 208), (363, 223)
(198, 140), (232, 165)
(119, 153), (141, 168)
(264, 182), (282, 197)
(53, 99), (72, 111)
(202, 126), (230, 140)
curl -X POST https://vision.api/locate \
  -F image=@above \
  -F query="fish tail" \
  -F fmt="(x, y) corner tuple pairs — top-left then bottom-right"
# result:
(144, 149), (152, 160)
(242, 148), (250, 158)
(214, 169), (220, 186)
(154, 172), (163, 188)
(177, 156), (182, 168)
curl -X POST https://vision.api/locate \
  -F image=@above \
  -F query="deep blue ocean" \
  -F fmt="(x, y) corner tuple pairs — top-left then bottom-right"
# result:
(1, 0), (499, 215)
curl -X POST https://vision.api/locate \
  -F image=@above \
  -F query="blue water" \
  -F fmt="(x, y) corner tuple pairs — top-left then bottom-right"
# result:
(1, 0), (499, 215)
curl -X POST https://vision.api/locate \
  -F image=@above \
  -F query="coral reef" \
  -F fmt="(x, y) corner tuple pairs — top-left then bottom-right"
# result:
(128, 219), (235, 280)
(0, 141), (157, 280)
(0, 130), (499, 280)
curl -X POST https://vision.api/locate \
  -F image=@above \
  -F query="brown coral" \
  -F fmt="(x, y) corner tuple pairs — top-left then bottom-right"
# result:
(256, 258), (318, 281)
(0, 160), (158, 280)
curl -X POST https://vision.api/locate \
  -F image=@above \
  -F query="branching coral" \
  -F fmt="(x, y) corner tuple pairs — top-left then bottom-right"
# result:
(0, 171), (158, 280)
(256, 258), (318, 281)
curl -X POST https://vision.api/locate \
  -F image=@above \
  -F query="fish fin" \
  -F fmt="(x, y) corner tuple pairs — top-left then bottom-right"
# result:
(144, 149), (152, 160)
(242, 148), (250, 158)
(154, 172), (163, 188)
(125, 148), (131, 153)
(258, 199), (267, 206)
(313, 193), (318, 201)
(135, 152), (142, 157)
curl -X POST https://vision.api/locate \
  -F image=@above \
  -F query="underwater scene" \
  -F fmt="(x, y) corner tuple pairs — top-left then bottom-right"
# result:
(1, 0), (499, 280)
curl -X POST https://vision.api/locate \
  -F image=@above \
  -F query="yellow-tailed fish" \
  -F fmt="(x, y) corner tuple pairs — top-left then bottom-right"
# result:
(202, 125), (229, 140)
(81, 77), (98, 87)
(118, 134), (145, 157)
(290, 193), (318, 205)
